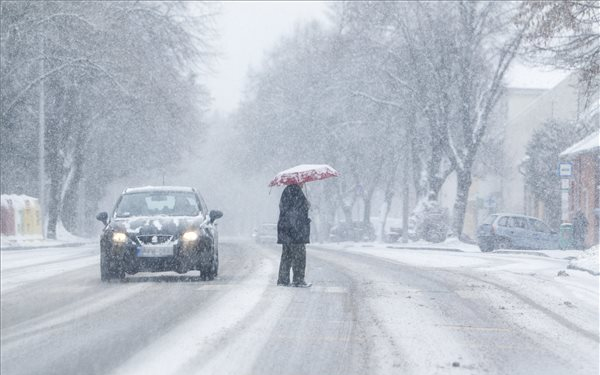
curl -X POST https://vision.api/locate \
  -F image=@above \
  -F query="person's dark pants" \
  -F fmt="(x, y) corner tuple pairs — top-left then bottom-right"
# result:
(277, 243), (306, 285)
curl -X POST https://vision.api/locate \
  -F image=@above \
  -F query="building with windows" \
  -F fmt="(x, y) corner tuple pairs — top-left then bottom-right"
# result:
(455, 72), (589, 238)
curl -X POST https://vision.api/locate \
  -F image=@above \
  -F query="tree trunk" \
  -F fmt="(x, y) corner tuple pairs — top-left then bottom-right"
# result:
(362, 195), (371, 224)
(380, 189), (394, 241)
(45, 109), (63, 240)
(60, 155), (84, 234)
(452, 169), (472, 237)
(362, 186), (376, 224)
(46, 175), (61, 240)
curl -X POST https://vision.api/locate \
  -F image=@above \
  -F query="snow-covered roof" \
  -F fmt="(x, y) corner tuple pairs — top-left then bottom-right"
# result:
(123, 186), (195, 194)
(0, 194), (39, 209)
(560, 131), (599, 158)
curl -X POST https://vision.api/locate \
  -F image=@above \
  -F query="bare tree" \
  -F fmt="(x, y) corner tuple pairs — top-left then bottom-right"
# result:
(517, 0), (600, 101)
(1, 2), (217, 237)
(446, 2), (530, 237)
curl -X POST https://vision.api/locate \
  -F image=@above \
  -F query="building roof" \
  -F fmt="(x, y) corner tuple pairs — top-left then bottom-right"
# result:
(560, 131), (600, 158)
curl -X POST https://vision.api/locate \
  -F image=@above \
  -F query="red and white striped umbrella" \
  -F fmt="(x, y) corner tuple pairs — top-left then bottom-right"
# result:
(268, 164), (339, 187)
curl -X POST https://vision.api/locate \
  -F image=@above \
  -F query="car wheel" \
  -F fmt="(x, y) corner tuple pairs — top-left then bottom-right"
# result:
(479, 242), (491, 252)
(211, 253), (219, 278)
(100, 250), (123, 281)
(497, 238), (512, 249)
(200, 264), (214, 281)
(100, 260), (111, 281)
(198, 244), (216, 280)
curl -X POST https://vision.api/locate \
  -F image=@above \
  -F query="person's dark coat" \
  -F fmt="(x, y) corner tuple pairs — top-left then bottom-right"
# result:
(573, 211), (588, 248)
(277, 184), (310, 244)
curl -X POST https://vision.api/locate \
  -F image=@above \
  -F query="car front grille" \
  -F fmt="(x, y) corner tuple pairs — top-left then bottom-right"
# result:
(136, 235), (173, 245)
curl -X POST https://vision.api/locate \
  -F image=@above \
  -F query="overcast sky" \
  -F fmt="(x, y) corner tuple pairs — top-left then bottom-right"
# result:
(204, 1), (570, 114)
(205, 1), (328, 113)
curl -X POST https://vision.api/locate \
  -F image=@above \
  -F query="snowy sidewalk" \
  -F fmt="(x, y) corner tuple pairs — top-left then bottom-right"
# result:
(0, 239), (93, 251)
(0, 224), (93, 251)
(313, 239), (599, 276)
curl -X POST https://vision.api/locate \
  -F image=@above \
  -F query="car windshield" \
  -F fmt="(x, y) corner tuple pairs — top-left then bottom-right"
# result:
(114, 192), (200, 217)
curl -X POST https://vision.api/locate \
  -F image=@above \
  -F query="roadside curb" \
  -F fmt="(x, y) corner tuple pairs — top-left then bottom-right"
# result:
(492, 250), (550, 257)
(0, 241), (93, 251)
(567, 264), (600, 276)
(385, 246), (464, 253)
(311, 244), (467, 253)
(313, 245), (470, 253)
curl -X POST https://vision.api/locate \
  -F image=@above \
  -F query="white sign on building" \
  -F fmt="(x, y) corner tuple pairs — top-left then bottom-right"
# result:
(558, 162), (572, 177)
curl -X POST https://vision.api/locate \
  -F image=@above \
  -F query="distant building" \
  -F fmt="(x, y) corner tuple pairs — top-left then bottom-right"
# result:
(501, 74), (586, 216)
(453, 73), (588, 238)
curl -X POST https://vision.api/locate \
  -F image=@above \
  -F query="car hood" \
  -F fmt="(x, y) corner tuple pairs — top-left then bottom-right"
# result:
(109, 215), (206, 236)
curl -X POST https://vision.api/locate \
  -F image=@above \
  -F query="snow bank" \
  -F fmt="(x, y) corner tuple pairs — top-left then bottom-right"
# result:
(386, 237), (481, 253)
(568, 245), (599, 276)
(1, 221), (90, 250)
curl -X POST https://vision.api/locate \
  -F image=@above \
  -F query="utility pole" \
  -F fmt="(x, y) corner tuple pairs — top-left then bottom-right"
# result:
(38, 24), (46, 238)
(402, 151), (409, 243)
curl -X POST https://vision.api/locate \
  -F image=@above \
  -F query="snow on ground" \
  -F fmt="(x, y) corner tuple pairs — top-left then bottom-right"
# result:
(568, 245), (599, 276)
(313, 240), (599, 335)
(109, 257), (285, 375)
(1, 227), (95, 291)
(321, 238), (598, 274)
(0, 244), (98, 292)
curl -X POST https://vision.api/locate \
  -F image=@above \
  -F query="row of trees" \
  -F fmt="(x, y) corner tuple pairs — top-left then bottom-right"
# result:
(1, 2), (216, 237)
(520, 0), (599, 229)
(232, 1), (532, 239)
(231, 1), (599, 240)
(518, 0), (599, 101)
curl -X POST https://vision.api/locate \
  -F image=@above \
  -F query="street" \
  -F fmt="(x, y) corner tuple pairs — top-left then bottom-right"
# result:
(1, 240), (598, 375)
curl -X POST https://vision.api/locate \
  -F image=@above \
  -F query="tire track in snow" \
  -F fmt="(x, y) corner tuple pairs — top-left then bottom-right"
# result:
(1, 282), (151, 345)
(108, 248), (278, 375)
(310, 246), (595, 375)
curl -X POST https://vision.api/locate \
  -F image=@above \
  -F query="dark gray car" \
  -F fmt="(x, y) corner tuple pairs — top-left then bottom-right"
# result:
(96, 186), (223, 281)
(476, 213), (559, 252)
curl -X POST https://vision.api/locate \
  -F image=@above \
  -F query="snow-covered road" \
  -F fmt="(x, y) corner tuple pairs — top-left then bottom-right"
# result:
(1, 240), (598, 375)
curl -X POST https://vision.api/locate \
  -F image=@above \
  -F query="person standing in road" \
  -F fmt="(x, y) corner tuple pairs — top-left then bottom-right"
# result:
(277, 183), (311, 287)
(572, 210), (588, 249)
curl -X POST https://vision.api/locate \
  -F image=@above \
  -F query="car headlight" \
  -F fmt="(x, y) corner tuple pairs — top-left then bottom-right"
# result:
(112, 232), (128, 243)
(182, 231), (199, 242)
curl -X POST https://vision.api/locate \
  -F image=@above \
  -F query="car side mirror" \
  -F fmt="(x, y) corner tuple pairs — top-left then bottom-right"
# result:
(96, 212), (108, 225)
(209, 210), (223, 223)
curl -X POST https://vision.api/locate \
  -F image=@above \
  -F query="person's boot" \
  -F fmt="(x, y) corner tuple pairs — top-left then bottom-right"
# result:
(292, 280), (312, 288)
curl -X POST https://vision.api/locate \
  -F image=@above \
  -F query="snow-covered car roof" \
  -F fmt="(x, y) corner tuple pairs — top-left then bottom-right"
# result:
(122, 186), (196, 194)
